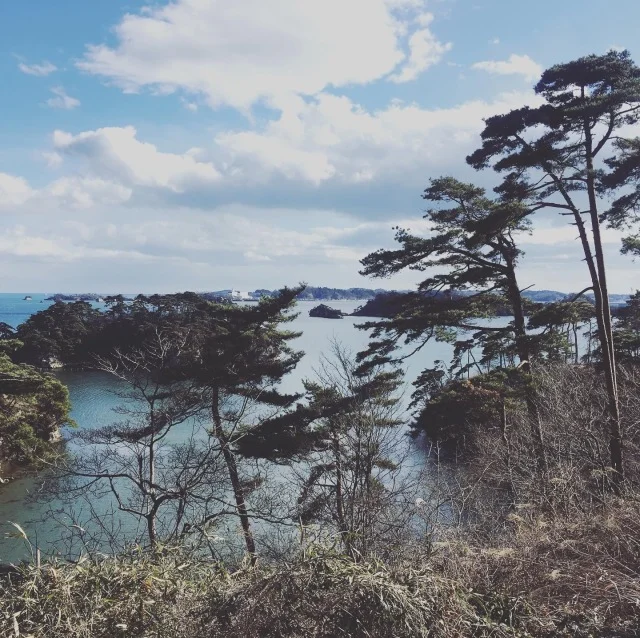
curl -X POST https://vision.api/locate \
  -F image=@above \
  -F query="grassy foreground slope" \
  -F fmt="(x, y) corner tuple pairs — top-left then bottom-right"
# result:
(2, 503), (639, 638)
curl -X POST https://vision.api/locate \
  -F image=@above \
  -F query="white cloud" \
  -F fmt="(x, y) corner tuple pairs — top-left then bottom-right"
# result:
(46, 86), (81, 110)
(216, 129), (336, 184)
(389, 13), (452, 83)
(46, 177), (133, 209)
(522, 224), (622, 246)
(18, 60), (57, 76)
(181, 98), (198, 112)
(0, 89), (539, 227)
(0, 173), (34, 208)
(216, 90), (541, 185)
(62, 208), (376, 265)
(77, 0), (447, 110)
(42, 151), (63, 168)
(472, 54), (542, 82)
(490, 38), (500, 45)
(0, 172), (131, 212)
(52, 126), (221, 192)
(0, 226), (164, 263)
(25, 90), (539, 206)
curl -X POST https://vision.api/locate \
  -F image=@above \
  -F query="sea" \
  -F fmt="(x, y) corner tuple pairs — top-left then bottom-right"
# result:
(0, 293), (484, 563)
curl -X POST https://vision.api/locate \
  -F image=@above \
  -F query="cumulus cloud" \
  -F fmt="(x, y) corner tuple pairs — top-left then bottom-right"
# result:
(0, 89), (540, 220)
(46, 177), (133, 209)
(216, 90), (541, 186)
(18, 60), (57, 77)
(52, 126), (221, 192)
(77, 0), (448, 110)
(388, 13), (452, 83)
(0, 173), (34, 208)
(0, 172), (132, 213)
(46, 86), (81, 110)
(472, 54), (542, 82)
(42, 151), (63, 168)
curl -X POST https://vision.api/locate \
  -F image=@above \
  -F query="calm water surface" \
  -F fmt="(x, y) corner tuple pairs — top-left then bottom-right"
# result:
(0, 296), (474, 562)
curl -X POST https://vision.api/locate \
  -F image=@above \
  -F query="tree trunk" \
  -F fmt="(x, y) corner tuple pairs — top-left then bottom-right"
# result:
(542, 160), (623, 488)
(584, 120), (624, 488)
(331, 427), (352, 557)
(147, 418), (157, 548)
(211, 388), (257, 564)
(504, 257), (548, 475)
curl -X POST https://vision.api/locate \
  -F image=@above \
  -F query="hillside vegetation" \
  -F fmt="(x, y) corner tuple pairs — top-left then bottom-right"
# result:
(0, 338), (71, 471)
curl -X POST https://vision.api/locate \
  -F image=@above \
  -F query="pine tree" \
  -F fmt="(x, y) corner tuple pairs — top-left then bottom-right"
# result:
(467, 50), (640, 486)
(186, 287), (305, 563)
(359, 177), (547, 469)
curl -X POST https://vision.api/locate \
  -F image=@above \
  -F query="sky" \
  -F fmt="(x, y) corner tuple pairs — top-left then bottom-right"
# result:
(0, 0), (639, 294)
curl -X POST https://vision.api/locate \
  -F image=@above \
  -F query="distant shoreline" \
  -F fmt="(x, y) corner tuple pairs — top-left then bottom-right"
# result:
(4, 288), (633, 305)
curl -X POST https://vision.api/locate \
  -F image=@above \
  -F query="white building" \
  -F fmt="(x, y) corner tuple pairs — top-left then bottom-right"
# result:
(231, 290), (252, 301)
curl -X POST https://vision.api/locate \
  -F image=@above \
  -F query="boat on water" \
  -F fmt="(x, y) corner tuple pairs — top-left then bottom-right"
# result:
(23, 295), (32, 301)
(231, 290), (259, 303)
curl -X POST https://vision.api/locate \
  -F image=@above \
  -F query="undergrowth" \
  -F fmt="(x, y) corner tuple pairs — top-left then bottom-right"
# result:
(3, 506), (640, 638)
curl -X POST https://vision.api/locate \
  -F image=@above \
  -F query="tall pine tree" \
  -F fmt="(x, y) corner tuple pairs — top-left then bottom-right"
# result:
(468, 50), (640, 486)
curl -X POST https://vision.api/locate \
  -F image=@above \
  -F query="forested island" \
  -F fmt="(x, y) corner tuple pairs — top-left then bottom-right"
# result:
(308, 303), (344, 318)
(4, 50), (640, 638)
(44, 293), (104, 302)
(210, 286), (390, 301)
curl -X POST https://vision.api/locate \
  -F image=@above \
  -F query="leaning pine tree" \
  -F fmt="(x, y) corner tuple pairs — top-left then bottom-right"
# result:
(359, 177), (547, 471)
(467, 49), (640, 487)
(188, 288), (306, 564)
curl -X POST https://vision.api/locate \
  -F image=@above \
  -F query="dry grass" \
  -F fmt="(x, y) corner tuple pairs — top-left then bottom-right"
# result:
(3, 510), (640, 637)
(204, 548), (495, 638)
(0, 549), (223, 638)
(437, 501), (640, 637)
(0, 546), (530, 638)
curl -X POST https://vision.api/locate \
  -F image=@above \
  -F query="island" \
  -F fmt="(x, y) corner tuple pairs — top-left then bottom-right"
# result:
(309, 304), (344, 319)
(351, 293), (406, 318)
(44, 293), (103, 302)
(203, 287), (390, 302)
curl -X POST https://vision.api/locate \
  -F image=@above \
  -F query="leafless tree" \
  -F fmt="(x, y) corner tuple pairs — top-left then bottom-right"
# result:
(49, 329), (237, 553)
(293, 344), (429, 559)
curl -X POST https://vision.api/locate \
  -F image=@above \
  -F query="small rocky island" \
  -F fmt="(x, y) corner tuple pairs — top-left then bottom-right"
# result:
(309, 304), (344, 319)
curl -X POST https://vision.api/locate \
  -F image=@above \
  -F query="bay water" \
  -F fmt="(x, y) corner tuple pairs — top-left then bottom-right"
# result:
(0, 294), (488, 562)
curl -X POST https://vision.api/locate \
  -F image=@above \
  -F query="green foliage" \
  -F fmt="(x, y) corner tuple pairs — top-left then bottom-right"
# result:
(0, 349), (72, 465)
(612, 291), (640, 363)
(468, 50), (640, 178)
(89, 288), (310, 455)
(15, 301), (102, 367)
(358, 176), (533, 377)
(412, 368), (526, 453)
(467, 49), (640, 484)
(467, 49), (640, 288)
(528, 299), (596, 363)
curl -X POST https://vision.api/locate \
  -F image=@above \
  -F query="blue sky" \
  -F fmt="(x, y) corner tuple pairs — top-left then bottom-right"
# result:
(0, 0), (638, 293)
